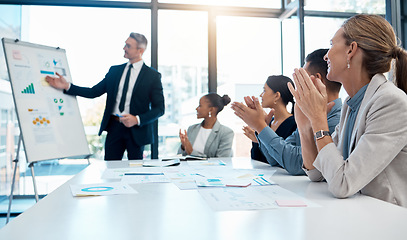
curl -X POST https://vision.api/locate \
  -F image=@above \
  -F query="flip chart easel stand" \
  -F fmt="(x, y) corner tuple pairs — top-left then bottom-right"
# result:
(6, 134), (39, 224)
(2, 38), (92, 224)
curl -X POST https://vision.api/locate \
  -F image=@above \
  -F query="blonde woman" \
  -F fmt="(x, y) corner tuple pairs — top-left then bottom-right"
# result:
(290, 14), (407, 207)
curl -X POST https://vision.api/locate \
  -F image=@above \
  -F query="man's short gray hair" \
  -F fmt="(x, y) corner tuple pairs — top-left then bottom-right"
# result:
(129, 32), (147, 49)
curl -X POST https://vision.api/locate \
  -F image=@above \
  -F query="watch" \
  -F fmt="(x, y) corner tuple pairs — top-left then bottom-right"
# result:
(314, 130), (330, 141)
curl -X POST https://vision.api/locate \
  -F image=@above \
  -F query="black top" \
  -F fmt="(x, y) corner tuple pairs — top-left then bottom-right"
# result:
(251, 115), (297, 163)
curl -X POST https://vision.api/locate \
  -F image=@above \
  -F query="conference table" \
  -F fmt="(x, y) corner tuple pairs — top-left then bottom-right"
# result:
(1, 157), (407, 240)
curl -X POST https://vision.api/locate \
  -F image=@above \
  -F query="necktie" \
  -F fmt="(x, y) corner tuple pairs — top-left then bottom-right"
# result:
(119, 64), (132, 112)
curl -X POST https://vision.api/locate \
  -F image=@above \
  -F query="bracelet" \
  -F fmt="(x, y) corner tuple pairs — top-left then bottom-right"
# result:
(314, 130), (330, 141)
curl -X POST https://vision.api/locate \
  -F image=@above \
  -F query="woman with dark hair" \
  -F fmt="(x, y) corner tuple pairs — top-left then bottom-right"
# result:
(178, 93), (234, 158)
(290, 14), (407, 207)
(243, 75), (297, 163)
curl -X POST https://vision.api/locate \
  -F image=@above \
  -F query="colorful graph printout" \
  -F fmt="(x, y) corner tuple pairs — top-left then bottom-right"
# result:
(70, 182), (138, 197)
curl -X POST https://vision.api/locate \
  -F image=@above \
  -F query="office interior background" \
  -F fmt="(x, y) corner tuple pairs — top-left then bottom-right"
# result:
(0, 0), (406, 212)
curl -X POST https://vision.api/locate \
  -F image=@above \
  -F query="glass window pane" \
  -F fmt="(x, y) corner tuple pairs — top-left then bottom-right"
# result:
(158, 10), (208, 158)
(23, 6), (151, 159)
(305, 0), (385, 14)
(216, 16), (281, 157)
(304, 16), (349, 101)
(159, 0), (280, 8)
(217, 16), (282, 87)
(0, 5), (21, 81)
(304, 17), (344, 57)
(0, 4), (21, 198)
(281, 17), (300, 77)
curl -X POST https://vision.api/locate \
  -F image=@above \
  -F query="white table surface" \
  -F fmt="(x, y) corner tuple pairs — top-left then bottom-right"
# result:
(1, 157), (407, 240)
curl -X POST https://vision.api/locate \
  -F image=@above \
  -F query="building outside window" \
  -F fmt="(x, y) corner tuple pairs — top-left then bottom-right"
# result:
(158, 10), (208, 157)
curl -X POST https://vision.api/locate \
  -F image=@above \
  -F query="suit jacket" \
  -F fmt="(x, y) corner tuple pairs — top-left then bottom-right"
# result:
(65, 63), (165, 146)
(307, 74), (407, 207)
(178, 120), (234, 158)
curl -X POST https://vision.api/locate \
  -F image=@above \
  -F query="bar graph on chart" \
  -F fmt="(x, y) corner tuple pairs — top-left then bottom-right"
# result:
(22, 83), (35, 94)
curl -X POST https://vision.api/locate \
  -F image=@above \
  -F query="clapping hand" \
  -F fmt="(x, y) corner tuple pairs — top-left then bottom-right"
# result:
(242, 126), (258, 143)
(179, 129), (193, 155)
(288, 68), (328, 124)
(243, 96), (274, 125)
(231, 96), (269, 133)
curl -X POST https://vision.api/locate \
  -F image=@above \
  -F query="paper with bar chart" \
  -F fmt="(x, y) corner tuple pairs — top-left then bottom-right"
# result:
(2, 38), (90, 162)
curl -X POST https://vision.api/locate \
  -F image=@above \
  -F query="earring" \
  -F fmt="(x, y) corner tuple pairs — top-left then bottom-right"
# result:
(209, 112), (211, 118)
(347, 59), (350, 69)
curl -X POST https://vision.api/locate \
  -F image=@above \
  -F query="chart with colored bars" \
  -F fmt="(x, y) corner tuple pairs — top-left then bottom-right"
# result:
(32, 116), (51, 127)
(22, 83), (35, 94)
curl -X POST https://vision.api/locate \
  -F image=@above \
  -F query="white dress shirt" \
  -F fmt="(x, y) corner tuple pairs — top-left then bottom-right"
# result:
(192, 127), (212, 155)
(113, 60), (143, 124)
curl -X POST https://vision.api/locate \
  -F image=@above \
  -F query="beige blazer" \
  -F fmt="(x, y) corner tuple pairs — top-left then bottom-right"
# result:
(307, 74), (407, 207)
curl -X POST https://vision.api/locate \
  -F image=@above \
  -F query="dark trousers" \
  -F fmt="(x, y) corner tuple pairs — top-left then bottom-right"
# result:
(104, 116), (144, 160)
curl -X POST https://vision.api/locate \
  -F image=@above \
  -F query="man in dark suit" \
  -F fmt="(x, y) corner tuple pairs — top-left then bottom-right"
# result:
(45, 33), (165, 160)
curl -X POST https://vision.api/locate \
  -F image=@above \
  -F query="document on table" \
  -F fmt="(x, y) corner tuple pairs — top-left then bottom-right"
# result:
(162, 166), (276, 190)
(192, 168), (276, 187)
(198, 185), (319, 211)
(102, 168), (171, 184)
(102, 167), (162, 179)
(163, 167), (198, 190)
(70, 182), (138, 197)
(121, 172), (170, 184)
(187, 159), (226, 166)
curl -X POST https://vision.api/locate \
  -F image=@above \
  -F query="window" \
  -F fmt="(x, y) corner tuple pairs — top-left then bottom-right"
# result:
(23, 5), (151, 159)
(304, 16), (349, 101)
(158, 0), (280, 8)
(0, 4), (21, 198)
(0, 5), (21, 81)
(216, 16), (282, 157)
(0, 1), (390, 166)
(304, 17), (344, 55)
(305, 0), (385, 14)
(281, 17), (300, 77)
(157, 10), (208, 157)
